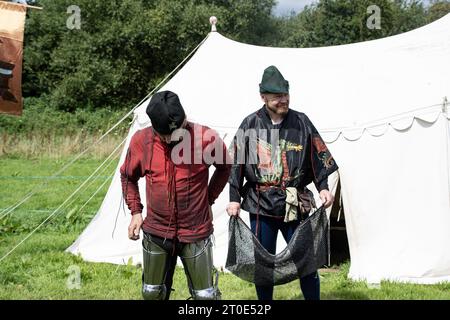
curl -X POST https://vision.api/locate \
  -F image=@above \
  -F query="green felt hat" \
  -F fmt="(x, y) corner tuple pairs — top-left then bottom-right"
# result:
(259, 65), (289, 94)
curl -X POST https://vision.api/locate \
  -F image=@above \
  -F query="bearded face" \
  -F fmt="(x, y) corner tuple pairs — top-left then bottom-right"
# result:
(262, 93), (290, 117)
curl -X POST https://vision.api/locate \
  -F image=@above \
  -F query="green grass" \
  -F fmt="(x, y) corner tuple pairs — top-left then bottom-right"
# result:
(1, 156), (449, 300)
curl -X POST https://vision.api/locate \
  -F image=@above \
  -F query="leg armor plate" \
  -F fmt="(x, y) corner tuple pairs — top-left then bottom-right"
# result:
(180, 236), (221, 300)
(141, 233), (170, 300)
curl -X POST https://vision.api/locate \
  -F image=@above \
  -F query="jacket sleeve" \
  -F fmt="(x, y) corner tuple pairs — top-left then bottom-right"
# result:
(203, 129), (232, 205)
(306, 116), (339, 192)
(120, 132), (145, 215)
(228, 119), (248, 203)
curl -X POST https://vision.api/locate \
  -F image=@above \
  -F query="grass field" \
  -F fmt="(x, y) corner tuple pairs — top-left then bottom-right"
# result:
(1, 156), (449, 300)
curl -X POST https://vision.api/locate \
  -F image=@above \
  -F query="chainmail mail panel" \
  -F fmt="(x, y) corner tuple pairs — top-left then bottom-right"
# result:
(225, 206), (329, 286)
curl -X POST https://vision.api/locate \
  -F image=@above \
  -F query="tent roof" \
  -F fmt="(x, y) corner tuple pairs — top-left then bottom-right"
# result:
(132, 14), (449, 142)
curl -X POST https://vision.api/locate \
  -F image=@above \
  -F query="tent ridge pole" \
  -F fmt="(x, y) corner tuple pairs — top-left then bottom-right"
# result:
(442, 96), (448, 115)
(210, 16), (218, 32)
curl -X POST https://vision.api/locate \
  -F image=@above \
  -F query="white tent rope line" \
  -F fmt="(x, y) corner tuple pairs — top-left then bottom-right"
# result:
(0, 111), (140, 220)
(0, 139), (125, 263)
(56, 147), (121, 220)
(0, 175), (111, 180)
(76, 172), (115, 219)
(0, 33), (210, 221)
(0, 146), (119, 221)
(0, 146), (120, 224)
(0, 137), (127, 263)
(0, 123), (128, 220)
(126, 33), (210, 121)
(0, 204), (14, 217)
(0, 208), (98, 214)
(57, 144), (123, 212)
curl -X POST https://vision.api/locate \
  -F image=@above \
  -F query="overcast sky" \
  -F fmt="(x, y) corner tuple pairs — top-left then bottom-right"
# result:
(273, 0), (432, 16)
(273, 0), (315, 16)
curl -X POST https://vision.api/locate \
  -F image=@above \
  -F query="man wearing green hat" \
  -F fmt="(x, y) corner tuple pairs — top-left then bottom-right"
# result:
(226, 66), (338, 300)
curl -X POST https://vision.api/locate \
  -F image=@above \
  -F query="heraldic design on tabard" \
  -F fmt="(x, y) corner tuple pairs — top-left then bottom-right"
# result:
(256, 137), (304, 185)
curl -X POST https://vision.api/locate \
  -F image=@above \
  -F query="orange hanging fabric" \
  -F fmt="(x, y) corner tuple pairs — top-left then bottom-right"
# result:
(0, 1), (27, 116)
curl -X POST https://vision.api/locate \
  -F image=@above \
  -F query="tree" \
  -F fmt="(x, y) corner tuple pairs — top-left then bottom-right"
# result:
(278, 0), (428, 48)
(22, 0), (277, 111)
(427, 0), (450, 23)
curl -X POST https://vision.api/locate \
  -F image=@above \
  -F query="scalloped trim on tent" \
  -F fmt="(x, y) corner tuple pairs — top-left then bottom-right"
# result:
(133, 102), (446, 143)
(321, 106), (444, 143)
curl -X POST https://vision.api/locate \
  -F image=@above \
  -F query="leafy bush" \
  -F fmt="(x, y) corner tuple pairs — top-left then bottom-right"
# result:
(278, 0), (430, 48)
(22, 0), (276, 111)
(0, 97), (130, 136)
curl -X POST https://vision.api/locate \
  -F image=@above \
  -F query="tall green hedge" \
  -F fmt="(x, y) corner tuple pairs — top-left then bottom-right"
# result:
(21, 0), (276, 112)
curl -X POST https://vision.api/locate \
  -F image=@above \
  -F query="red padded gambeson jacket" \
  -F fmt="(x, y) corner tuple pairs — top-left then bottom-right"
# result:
(120, 122), (231, 243)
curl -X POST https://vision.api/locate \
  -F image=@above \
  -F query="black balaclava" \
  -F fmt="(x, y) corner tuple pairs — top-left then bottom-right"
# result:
(146, 91), (186, 135)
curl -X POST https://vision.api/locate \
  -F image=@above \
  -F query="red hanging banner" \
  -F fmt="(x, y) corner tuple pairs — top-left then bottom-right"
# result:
(0, 1), (27, 116)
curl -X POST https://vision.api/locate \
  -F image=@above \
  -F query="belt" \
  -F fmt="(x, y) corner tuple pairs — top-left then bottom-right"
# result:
(255, 184), (286, 192)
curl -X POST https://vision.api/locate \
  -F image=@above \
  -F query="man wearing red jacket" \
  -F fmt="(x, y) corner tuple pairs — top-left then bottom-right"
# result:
(120, 91), (231, 300)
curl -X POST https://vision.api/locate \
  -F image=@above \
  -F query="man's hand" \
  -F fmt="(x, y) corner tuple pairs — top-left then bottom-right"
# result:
(319, 190), (334, 209)
(128, 214), (143, 240)
(226, 202), (241, 217)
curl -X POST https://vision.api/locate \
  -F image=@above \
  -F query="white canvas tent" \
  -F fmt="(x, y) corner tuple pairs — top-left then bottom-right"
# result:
(68, 14), (450, 284)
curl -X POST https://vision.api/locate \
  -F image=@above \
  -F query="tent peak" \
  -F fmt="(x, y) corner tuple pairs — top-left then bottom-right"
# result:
(209, 16), (217, 32)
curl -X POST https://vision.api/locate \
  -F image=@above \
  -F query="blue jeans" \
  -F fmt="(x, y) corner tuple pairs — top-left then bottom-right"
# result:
(250, 213), (320, 300)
